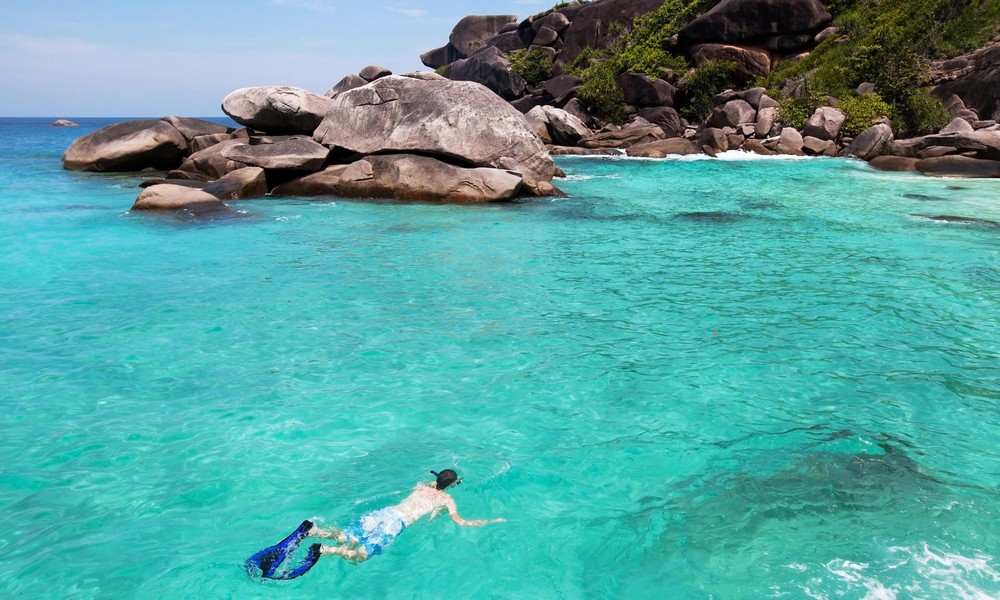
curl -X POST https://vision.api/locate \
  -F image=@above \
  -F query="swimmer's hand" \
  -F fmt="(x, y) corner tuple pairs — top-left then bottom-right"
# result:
(490, 518), (505, 523)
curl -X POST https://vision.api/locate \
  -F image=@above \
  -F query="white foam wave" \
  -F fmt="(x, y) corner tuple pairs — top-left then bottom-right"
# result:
(802, 546), (1000, 600)
(557, 149), (828, 163)
(562, 173), (623, 182)
(823, 560), (897, 600)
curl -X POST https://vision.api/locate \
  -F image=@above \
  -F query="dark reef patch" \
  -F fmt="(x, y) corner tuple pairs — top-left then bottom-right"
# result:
(912, 214), (1000, 230)
(673, 211), (747, 223)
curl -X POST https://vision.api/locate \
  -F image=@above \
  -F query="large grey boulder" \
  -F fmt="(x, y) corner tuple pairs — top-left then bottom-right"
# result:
(475, 31), (526, 55)
(755, 106), (780, 138)
(62, 119), (188, 172)
(542, 75), (584, 106)
(203, 167), (268, 200)
(221, 86), (334, 135)
(579, 125), (666, 149)
(890, 131), (1000, 161)
(774, 127), (805, 155)
(557, 0), (666, 67)
(940, 117), (975, 134)
(444, 46), (527, 100)
(131, 184), (229, 214)
(421, 15), (519, 69)
(933, 46), (1000, 121)
(679, 0), (832, 46)
(219, 136), (330, 171)
(690, 44), (772, 79)
(627, 138), (700, 158)
(616, 73), (677, 108)
(709, 99), (757, 128)
(802, 107), (846, 141)
(359, 65), (392, 82)
(524, 106), (554, 144)
(450, 15), (519, 57)
(540, 106), (591, 146)
(191, 133), (232, 153)
(326, 74), (368, 98)
(802, 136), (837, 156)
(638, 107), (684, 138)
(313, 76), (554, 185)
(161, 116), (230, 143)
(841, 123), (894, 160)
(174, 139), (248, 180)
(916, 156), (1000, 178)
(272, 154), (524, 203)
(869, 156), (920, 172)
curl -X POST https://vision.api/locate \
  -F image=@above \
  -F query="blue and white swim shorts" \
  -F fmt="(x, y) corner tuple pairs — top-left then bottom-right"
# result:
(343, 508), (407, 556)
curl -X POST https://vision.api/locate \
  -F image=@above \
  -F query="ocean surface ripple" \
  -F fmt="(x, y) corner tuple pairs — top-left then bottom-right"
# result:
(1, 120), (1000, 598)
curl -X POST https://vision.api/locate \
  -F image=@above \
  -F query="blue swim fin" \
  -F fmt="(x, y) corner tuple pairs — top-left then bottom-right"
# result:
(245, 520), (318, 580)
(280, 544), (322, 579)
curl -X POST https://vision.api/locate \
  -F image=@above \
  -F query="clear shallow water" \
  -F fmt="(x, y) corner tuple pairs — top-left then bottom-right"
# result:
(1, 118), (999, 599)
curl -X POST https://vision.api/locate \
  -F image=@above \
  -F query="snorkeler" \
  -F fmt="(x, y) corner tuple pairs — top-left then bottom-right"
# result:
(307, 469), (504, 563)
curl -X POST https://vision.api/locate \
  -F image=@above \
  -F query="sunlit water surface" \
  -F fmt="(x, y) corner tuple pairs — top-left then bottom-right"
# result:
(1, 118), (999, 599)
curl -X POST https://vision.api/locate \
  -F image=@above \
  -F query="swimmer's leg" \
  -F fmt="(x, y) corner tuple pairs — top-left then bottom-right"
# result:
(309, 523), (348, 543)
(319, 544), (368, 563)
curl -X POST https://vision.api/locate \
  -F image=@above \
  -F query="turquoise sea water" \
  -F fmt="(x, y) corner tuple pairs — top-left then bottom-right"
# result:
(1, 117), (1000, 599)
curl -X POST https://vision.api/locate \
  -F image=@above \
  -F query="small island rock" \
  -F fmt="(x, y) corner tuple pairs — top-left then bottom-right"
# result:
(62, 119), (188, 172)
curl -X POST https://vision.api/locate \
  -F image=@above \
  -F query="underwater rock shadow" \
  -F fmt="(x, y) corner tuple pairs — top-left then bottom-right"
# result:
(672, 211), (749, 224)
(910, 214), (1000, 231)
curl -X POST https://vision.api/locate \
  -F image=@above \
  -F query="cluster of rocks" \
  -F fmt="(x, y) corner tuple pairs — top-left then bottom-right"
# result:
(871, 93), (1000, 178)
(419, 0), (1000, 178)
(62, 71), (559, 213)
(423, 0), (833, 117)
(63, 0), (1000, 212)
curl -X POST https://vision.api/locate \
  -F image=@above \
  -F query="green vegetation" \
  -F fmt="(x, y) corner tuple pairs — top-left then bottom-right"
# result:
(766, 0), (1000, 136)
(682, 61), (741, 121)
(777, 92), (894, 136)
(567, 0), (718, 121)
(526, 0), (995, 133)
(509, 48), (555, 86)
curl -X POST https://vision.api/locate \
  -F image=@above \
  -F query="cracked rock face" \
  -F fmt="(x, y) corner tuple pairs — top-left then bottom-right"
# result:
(313, 76), (554, 184)
(221, 86), (334, 135)
(272, 154), (524, 203)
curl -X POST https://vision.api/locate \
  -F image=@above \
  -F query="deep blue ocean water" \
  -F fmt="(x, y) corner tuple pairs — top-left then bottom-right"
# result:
(1, 117), (999, 599)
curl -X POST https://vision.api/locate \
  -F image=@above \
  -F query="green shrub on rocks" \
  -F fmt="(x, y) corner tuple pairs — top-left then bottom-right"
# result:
(765, 0), (997, 136)
(682, 61), (742, 121)
(574, 53), (628, 123)
(509, 48), (555, 86)
(568, 0), (718, 121)
(777, 96), (815, 131)
(778, 92), (893, 137)
(839, 93), (894, 136)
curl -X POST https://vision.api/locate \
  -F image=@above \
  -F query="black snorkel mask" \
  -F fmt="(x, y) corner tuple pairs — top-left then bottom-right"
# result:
(430, 470), (462, 488)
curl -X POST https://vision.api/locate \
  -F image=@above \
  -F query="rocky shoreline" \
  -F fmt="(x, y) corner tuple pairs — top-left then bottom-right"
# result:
(61, 0), (1000, 214)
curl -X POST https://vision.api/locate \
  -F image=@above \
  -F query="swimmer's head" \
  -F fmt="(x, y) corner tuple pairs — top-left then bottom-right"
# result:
(430, 469), (461, 490)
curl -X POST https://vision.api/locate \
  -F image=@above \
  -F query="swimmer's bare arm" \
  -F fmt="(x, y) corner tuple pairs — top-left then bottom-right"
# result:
(444, 495), (505, 527)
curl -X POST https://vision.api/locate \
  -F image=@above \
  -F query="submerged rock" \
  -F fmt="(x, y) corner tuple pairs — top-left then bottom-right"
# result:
(132, 183), (230, 214)
(869, 156), (919, 172)
(916, 156), (1000, 178)
(915, 214), (1000, 229)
